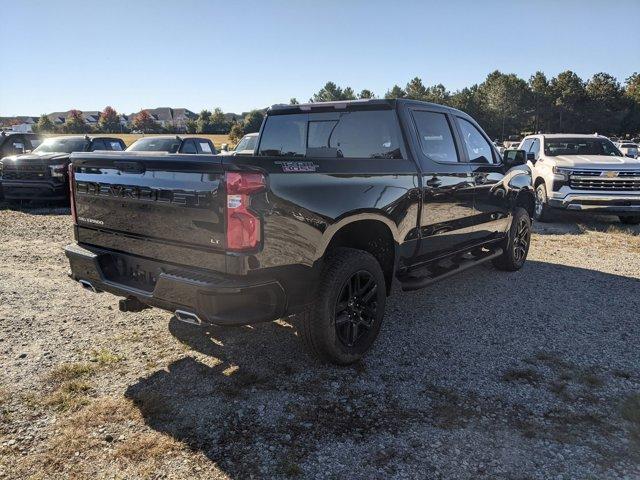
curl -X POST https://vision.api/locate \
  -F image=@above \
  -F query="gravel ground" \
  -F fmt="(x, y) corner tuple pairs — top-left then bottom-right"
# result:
(0, 201), (639, 479)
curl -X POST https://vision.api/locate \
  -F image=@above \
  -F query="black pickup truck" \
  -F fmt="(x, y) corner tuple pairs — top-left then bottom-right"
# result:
(65, 99), (535, 364)
(0, 135), (125, 203)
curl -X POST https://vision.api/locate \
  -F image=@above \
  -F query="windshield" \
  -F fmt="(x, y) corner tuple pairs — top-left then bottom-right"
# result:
(235, 135), (257, 152)
(544, 138), (622, 157)
(127, 137), (181, 153)
(33, 138), (88, 154)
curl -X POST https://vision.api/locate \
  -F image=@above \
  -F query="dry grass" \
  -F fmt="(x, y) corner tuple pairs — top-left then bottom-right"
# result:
(49, 362), (96, 383)
(11, 395), (225, 479)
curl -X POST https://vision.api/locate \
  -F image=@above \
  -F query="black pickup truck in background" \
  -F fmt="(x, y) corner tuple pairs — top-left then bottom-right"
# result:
(0, 135), (125, 203)
(65, 99), (535, 364)
(126, 135), (217, 154)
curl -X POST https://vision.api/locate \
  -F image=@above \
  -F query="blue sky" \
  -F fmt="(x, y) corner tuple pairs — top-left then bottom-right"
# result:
(1, 0), (638, 116)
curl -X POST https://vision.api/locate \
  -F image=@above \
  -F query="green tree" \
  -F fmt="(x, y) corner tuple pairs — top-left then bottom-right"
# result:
(311, 82), (355, 102)
(529, 72), (553, 133)
(34, 114), (56, 133)
(624, 73), (640, 103)
(64, 109), (91, 133)
(185, 119), (197, 134)
(243, 110), (264, 133)
(405, 77), (428, 100)
(477, 71), (531, 140)
(550, 70), (586, 132)
(229, 122), (245, 144)
(132, 110), (160, 133)
(210, 108), (229, 134)
(424, 84), (450, 105)
(358, 89), (375, 99)
(289, 98), (299, 105)
(585, 73), (624, 134)
(384, 85), (406, 99)
(97, 106), (120, 133)
(196, 109), (214, 134)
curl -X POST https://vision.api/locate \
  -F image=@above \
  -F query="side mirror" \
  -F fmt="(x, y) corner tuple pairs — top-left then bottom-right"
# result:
(526, 152), (536, 162)
(221, 144), (229, 152)
(503, 149), (527, 167)
(24, 149), (32, 154)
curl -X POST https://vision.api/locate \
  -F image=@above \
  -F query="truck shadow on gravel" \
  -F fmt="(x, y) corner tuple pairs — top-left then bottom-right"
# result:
(125, 260), (640, 478)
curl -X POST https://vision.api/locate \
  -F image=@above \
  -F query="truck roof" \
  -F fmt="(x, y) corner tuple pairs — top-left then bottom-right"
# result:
(525, 133), (609, 140)
(269, 98), (468, 117)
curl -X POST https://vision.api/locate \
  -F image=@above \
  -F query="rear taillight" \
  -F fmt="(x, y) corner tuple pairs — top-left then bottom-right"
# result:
(68, 163), (77, 223)
(225, 171), (266, 252)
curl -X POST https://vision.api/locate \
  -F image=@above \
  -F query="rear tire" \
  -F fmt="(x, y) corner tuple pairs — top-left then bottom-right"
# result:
(297, 248), (386, 365)
(492, 207), (531, 272)
(619, 215), (640, 225)
(534, 183), (552, 222)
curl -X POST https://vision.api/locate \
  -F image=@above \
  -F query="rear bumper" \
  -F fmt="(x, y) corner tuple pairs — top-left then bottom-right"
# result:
(548, 194), (640, 214)
(64, 243), (287, 326)
(2, 180), (68, 200)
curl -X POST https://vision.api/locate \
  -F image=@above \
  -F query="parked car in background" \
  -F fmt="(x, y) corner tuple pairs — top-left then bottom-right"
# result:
(616, 142), (638, 158)
(0, 135), (125, 203)
(519, 134), (640, 224)
(219, 132), (258, 156)
(0, 131), (42, 158)
(65, 99), (535, 364)
(126, 135), (216, 154)
(0, 132), (43, 199)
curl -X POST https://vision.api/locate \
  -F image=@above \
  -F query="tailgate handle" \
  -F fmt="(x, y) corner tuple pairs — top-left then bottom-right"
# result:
(114, 161), (145, 174)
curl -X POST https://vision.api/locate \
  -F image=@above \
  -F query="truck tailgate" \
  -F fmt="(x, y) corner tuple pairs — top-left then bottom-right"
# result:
(71, 152), (226, 270)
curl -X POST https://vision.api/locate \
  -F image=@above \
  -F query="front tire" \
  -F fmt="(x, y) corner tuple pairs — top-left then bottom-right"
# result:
(492, 207), (531, 272)
(619, 215), (640, 225)
(534, 183), (552, 222)
(297, 248), (386, 365)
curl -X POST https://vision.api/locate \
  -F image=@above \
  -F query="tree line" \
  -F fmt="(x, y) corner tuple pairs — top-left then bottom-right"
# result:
(32, 107), (266, 143)
(31, 70), (640, 142)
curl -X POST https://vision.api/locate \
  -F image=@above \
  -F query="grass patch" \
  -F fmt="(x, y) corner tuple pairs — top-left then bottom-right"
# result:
(49, 362), (96, 383)
(90, 348), (125, 365)
(43, 380), (92, 412)
(114, 432), (184, 462)
(502, 368), (542, 385)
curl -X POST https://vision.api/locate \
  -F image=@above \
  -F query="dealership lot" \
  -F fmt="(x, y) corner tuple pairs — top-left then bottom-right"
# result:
(0, 204), (639, 479)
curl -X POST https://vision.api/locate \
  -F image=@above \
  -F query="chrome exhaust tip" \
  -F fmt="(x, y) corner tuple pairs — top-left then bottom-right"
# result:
(79, 279), (98, 293)
(174, 310), (202, 325)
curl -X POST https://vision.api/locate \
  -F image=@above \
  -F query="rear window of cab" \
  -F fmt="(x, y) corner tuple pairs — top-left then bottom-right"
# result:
(258, 110), (404, 159)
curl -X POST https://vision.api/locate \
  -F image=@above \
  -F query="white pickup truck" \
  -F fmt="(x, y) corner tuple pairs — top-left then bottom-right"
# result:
(519, 134), (640, 224)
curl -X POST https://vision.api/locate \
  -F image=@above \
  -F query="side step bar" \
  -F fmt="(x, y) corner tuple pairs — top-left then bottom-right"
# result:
(400, 248), (503, 292)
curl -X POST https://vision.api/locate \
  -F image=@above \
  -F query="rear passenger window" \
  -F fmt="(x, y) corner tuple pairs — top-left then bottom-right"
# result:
(258, 114), (307, 157)
(109, 141), (123, 151)
(91, 140), (107, 151)
(456, 117), (495, 164)
(258, 111), (403, 159)
(181, 140), (197, 154)
(198, 141), (213, 154)
(411, 111), (459, 163)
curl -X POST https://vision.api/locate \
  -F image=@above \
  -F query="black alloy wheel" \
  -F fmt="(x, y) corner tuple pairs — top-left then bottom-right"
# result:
(334, 270), (378, 348)
(512, 216), (531, 264)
